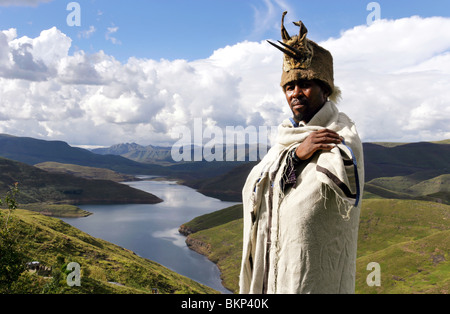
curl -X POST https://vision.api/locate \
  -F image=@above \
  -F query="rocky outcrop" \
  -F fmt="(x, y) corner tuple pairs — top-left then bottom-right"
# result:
(178, 225), (194, 236)
(185, 236), (212, 256)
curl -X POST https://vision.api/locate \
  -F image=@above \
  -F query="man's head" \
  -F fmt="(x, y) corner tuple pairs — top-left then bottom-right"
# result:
(284, 79), (329, 124)
(268, 11), (341, 120)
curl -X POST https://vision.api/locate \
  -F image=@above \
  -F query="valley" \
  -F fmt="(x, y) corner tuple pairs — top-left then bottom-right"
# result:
(0, 133), (448, 294)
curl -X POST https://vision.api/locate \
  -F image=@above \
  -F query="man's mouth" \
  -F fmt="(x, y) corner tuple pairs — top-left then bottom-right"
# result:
(291, 98), (308, 110)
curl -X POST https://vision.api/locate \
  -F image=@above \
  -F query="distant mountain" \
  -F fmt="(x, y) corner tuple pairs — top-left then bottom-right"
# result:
(183, 141), (450, 203)
(363, 142), (450, 181)
(0, 157), (163, 205)
(2, 133), (448, 204)
(92, 143), (174, 164)
(0, 134), (166, 175)
(92, 142), (270, 165)
(0, 134), (251, 181)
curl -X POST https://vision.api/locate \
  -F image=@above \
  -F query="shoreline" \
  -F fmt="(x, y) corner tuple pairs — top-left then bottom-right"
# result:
(179, 225), (234, 294)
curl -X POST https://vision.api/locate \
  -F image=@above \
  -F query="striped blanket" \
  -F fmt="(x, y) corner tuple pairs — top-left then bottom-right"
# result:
(239, 101), (365, 294)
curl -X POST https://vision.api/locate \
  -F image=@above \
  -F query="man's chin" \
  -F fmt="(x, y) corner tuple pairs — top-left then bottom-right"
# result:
(292, 113), (304, 123)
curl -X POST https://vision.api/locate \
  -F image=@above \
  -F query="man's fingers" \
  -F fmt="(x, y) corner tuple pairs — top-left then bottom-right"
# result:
(297, 130), (342, 160)
(311, 132), (342, 144)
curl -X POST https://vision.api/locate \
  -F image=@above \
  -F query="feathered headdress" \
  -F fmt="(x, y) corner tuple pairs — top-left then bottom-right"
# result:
(268, 12), (341, 103)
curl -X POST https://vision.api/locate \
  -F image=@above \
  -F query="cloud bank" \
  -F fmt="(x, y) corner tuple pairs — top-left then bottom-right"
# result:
(0, 16), (449, 146)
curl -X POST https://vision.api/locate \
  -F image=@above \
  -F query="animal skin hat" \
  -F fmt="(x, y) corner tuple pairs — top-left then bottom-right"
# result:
(268, 11), (341, 103)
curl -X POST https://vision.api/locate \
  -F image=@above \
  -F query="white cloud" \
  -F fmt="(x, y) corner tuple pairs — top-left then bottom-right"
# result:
(105, 26), (121, 45)
(0, 16), (449, 147)
(0, 27), (70, 81)
(322, 16), (450, 142)
(78, 26), (96, 39)
(249, 0), (294, 39)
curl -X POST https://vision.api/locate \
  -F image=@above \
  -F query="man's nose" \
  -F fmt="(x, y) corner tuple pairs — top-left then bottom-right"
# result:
(292, 85), (304, 97)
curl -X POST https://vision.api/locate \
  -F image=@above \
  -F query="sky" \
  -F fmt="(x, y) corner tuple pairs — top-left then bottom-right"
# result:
(0, 0), (450, 147)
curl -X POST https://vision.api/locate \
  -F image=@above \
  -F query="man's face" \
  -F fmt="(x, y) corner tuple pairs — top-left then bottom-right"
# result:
(284, 80), (328, 124)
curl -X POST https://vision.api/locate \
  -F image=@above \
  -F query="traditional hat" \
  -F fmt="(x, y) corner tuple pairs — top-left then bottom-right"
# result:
(268, 11), (341, 102)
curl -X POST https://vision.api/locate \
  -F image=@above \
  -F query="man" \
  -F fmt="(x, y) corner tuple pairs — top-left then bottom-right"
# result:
(239, 12), (365, 294)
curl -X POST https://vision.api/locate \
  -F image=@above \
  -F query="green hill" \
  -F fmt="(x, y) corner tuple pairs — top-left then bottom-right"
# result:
(182, 162), (257, 202)
(35, 162), (138, 182)
(1, 208), (217, 294)
(179, 204), (243, 235)
(363, 142), (449, 181)
(181, 199), (449, 294)
(0, 157), (163, 207)
(365, 173), (450, 204)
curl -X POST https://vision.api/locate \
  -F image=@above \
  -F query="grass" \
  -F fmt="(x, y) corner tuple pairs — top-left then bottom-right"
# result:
(35, 162), (138, 182)
(181, 204), (243, 234)
(187, 218), (243, 293)
(0, 157), (163, 206)
(365, 174), (450, 204)
(182, 199), (449, 294)
(3, 208), (218, 294)
(18, 203), (92, 218)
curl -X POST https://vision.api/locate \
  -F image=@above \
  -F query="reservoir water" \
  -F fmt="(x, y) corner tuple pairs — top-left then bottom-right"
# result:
(62, 178), (238, 294)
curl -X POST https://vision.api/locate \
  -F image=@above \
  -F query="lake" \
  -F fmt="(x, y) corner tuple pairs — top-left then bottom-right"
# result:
(62, 178), (239, 294)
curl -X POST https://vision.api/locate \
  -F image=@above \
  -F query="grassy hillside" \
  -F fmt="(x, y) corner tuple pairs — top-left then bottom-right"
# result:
(35, 162), (138, 182)
(0, 157), (163, 206)
(182, 199), (449, 294)
(182, 162), (257, 202)
(365, 174), (450, 204)
(19, 203), (92, 218)
(179, 204), (243, 235)
(2, 208), (217, 294)
(355, 199), (449, 294)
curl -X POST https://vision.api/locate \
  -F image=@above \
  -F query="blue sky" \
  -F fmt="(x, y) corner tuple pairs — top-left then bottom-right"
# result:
(1, 0), (450, 146)
(2, 0), (450, 62)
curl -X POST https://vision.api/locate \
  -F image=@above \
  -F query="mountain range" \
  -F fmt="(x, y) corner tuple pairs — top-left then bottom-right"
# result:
(92, 143), (174, 165)
(183, 141), (450, 204)
(92, 142), (270, 165)
(0, 133), (448, 206)
(0, 157), (162, 206)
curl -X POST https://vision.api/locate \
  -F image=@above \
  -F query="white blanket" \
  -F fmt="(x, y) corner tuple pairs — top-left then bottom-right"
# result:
(239, 101), (364, 294)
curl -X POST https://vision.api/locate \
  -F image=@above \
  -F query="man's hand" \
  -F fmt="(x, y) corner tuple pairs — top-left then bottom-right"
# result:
(295, 129), (342, 161)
